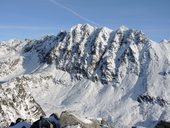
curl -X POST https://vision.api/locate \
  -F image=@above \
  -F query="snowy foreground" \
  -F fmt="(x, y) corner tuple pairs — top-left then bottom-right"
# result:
(0, 24), (170, 128)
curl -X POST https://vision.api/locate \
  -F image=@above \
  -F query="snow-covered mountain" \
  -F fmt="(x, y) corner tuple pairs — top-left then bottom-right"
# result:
(0, 24), (170, 128)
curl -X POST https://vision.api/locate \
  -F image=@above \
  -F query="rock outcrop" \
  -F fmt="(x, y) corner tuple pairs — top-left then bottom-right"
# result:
(9, 111), (112, 128)
(0, 83), (45, 127)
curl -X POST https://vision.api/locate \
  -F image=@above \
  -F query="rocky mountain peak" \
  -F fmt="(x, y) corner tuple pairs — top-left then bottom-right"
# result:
(0, 24), (170, 128)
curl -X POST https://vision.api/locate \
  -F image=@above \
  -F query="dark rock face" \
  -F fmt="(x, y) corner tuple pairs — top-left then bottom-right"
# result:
(137, 95), (169, 107)
(154, 120), (170, 128)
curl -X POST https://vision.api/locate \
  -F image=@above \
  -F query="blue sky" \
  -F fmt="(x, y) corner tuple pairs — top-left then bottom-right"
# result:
(0, 0), (169, 42)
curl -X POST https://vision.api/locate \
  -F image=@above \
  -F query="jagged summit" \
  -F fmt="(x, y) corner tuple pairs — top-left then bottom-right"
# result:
(159, 39), (170, 43)
(30, 24), (150, 85)
(0, 24), (170, 128)
(70, 23), (95, 31)
(119, 25), (129, 31)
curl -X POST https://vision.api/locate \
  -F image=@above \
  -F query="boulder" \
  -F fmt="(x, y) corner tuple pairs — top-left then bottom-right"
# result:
(60, 111), (112, 128)
(155, 120), (170, 128)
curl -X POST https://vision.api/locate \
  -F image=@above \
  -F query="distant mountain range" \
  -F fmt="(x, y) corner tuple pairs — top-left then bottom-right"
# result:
(0, 24), (170, 128)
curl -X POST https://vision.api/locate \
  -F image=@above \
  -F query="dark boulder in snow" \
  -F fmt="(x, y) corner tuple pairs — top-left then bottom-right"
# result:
(154, 120), (170, 128)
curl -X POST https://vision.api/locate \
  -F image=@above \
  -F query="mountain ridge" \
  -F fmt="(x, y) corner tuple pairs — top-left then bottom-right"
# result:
(0, 24), (170, 128)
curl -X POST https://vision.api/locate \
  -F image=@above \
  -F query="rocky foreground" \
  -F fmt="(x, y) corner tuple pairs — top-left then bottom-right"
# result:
(9, 111), (112, 128)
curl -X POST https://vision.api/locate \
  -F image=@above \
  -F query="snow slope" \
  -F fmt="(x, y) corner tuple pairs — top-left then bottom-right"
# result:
(0, 24), (170, 128)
